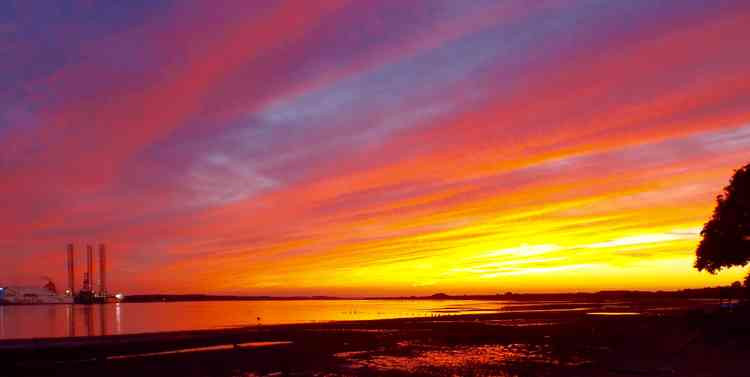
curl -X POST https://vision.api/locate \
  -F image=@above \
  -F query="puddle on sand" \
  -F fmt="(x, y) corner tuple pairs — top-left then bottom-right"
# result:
(108, 341), (292, 360)
(487, 319), (561, 327)
(312, 328), (400, 334)
(337, 343), (589, 373)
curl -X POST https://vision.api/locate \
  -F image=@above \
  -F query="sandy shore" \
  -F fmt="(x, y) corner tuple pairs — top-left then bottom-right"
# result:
(2, 299), (748, 377)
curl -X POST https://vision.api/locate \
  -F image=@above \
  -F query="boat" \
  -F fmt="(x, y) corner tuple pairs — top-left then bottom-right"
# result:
(0, 282), (74, 305)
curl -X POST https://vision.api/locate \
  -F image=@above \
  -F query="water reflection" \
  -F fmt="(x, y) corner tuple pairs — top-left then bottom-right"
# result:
(1, 300), (519, 340)
(115, 303), (122, 334)
(0, 304), (123, 339)
(0, 299), (694, 341)
(47, 305), (56, 339)
(84, 305), (94, 336)
(100, 304), (107, 335)
(0, 306), (5, 338)
(67, 305), (75, 337)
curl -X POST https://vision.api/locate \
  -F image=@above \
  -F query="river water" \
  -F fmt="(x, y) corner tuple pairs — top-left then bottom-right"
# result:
(0, 299), (528, 340)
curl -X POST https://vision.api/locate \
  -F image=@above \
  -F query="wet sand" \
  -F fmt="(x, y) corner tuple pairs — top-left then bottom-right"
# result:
(2, 299), (748, 377)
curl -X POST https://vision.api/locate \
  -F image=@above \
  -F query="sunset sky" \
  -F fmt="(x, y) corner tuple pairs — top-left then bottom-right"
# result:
(1, 1), (749, 295)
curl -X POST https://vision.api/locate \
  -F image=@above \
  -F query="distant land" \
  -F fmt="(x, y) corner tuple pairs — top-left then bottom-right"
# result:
(122, 285), (743, 303)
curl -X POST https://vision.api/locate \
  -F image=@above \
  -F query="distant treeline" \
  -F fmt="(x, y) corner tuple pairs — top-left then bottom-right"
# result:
(393, 287), (742, 301)
(122, 286), (742, 303)
(122, 294), (341, 303)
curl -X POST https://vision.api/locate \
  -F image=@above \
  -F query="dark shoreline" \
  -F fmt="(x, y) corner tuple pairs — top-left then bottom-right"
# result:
(3, 298), (749, 376)
(122, 286), (736, 303)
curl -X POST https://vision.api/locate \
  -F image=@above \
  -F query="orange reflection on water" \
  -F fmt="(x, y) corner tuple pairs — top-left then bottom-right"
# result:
(0, 300), (518, 340)
(0, 299), (694, 340)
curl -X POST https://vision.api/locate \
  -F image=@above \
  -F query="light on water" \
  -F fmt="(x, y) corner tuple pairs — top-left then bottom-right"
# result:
(0, 300), (519, 340)
(0, 300), (661, 340)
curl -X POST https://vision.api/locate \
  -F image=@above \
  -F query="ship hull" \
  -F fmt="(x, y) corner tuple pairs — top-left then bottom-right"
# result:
(74, 291), (117, 304)
(0, 287), (74, 305)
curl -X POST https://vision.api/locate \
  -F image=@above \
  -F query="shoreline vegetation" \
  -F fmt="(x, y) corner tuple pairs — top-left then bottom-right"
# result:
(3, 298), (749, 376)
(121, 285), (746, 303)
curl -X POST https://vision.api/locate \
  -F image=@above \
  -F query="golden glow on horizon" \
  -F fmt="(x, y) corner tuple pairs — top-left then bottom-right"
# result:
(160, 161), (748, 294)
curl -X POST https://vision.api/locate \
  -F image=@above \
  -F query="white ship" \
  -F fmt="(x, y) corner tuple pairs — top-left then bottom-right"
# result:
(0, 283), (73, 305)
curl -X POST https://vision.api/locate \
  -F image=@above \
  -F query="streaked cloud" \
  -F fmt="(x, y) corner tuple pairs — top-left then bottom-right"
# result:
(1, 1), (749, 294)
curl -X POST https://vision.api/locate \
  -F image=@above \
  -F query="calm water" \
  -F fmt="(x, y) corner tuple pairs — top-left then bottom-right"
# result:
(0, 300), (527, 340)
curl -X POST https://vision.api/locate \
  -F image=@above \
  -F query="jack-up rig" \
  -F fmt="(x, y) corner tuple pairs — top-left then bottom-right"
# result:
(0, 244), (122, 305)
(67, 243), (122, 304)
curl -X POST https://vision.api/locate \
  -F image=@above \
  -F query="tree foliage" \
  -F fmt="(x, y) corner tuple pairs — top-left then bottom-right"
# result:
(695, 163), (750, 273)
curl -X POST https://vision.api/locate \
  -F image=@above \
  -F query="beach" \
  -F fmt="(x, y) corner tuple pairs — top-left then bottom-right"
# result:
(3, 299), (747, 377)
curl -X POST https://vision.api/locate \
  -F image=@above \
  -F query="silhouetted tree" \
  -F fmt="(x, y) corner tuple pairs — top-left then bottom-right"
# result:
(695, 163), (750, 281)
(729, 275), (750, 300)
(732, 280), (743, 297)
